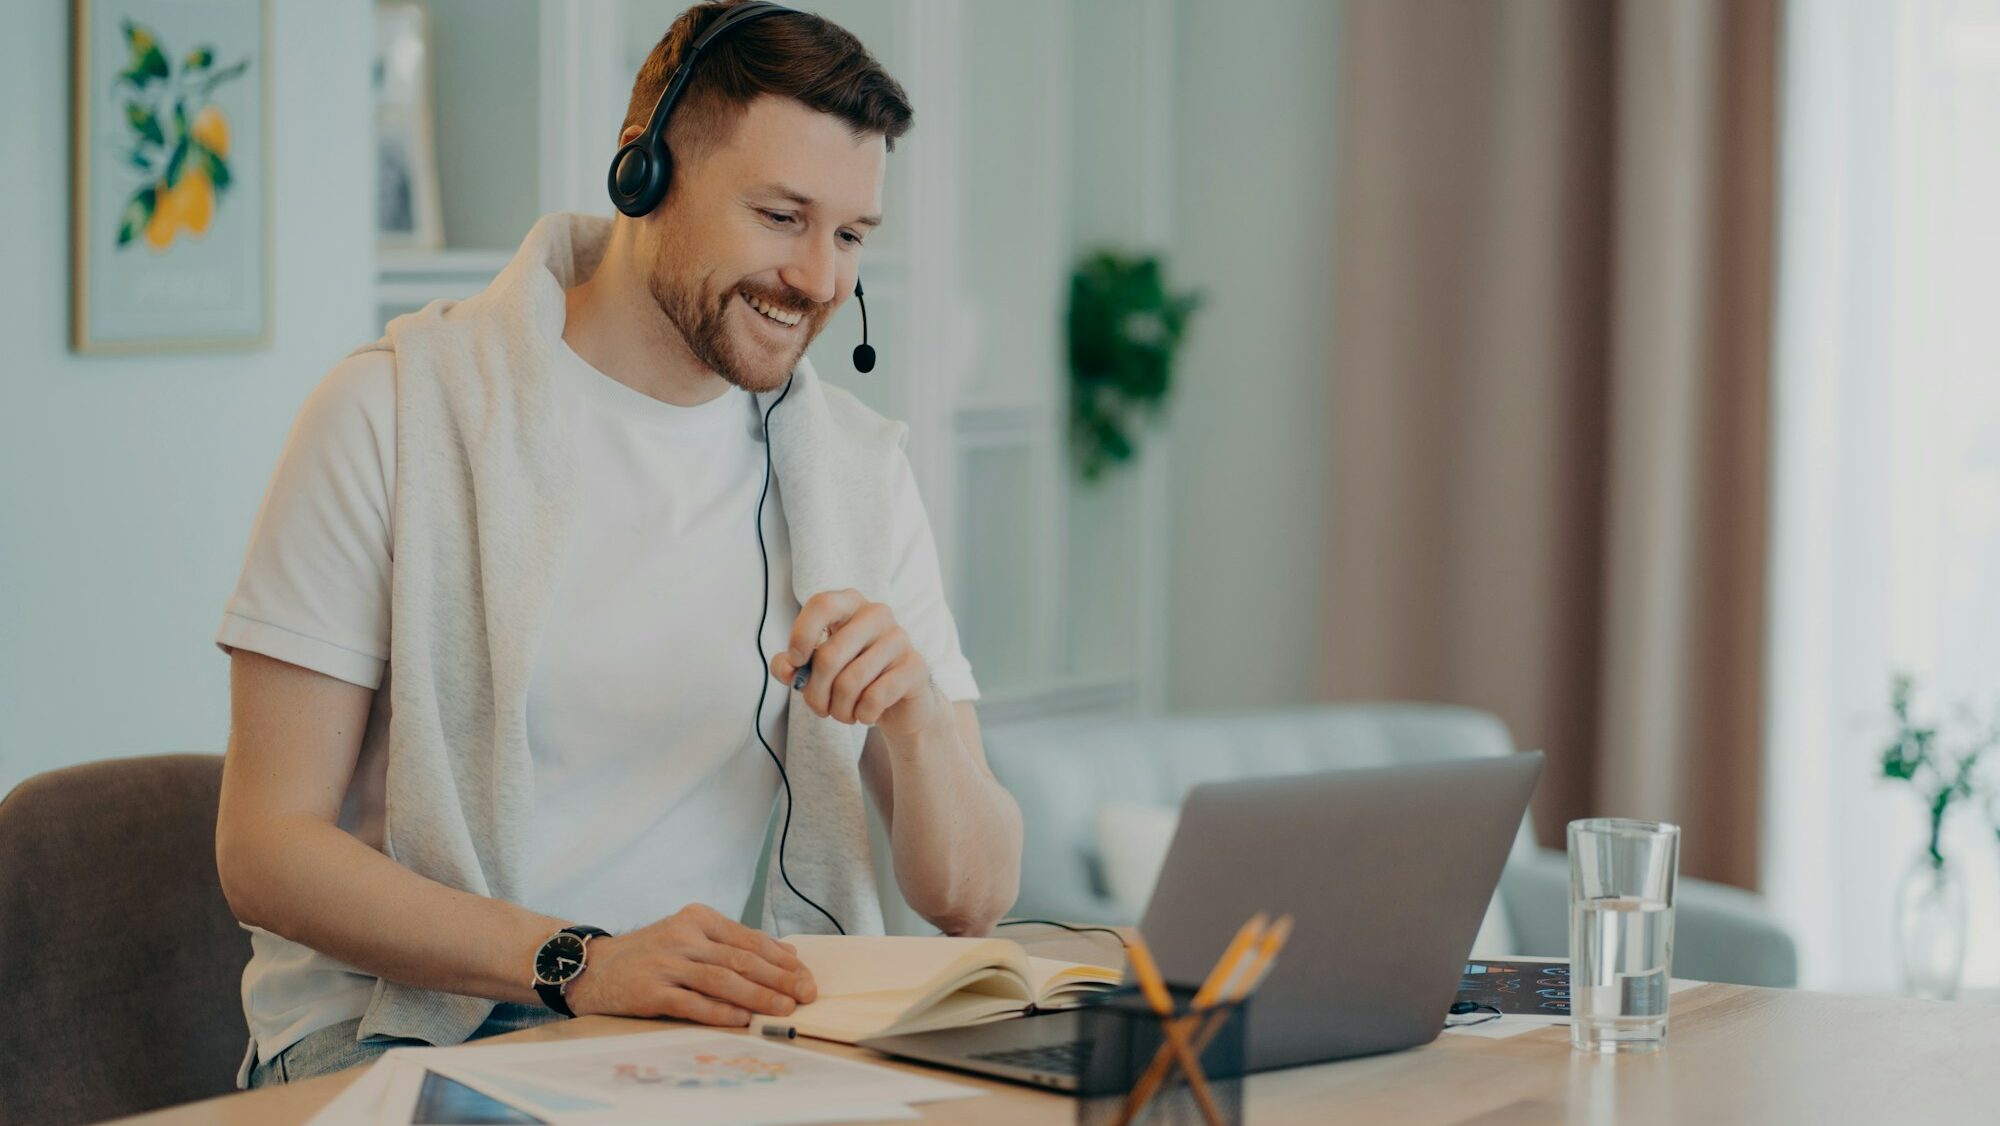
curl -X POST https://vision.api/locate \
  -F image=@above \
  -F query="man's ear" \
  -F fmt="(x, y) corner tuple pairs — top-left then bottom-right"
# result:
(619, 124), (644, 147)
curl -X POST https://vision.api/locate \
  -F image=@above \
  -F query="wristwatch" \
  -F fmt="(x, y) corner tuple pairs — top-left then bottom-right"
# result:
(531, 925), (610, 1017)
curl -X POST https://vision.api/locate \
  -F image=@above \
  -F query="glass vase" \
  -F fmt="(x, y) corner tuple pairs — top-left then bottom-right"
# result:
(1894, 853), (1967, 1001)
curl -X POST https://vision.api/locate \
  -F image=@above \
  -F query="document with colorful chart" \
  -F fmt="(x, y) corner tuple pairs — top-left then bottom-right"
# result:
(393, 1028), (977, 1124)
(1458, 961), (1574, 1016)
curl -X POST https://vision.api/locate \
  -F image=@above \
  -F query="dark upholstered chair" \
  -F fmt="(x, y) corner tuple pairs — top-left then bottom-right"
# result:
(0, 754), (251, 1125)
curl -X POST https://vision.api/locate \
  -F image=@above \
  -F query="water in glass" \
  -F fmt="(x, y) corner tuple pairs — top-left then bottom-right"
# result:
(1571, 894), (1673, 1052)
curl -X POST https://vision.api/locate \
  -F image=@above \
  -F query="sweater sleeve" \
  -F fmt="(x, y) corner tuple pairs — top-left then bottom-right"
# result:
(884, 453), (980, 702)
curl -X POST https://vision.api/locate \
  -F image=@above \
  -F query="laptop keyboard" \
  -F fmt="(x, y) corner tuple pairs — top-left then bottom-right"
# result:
(968, 1040), (1094, 1076)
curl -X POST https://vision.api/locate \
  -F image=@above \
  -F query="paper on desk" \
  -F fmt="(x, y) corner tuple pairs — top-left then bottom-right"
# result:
(378, 1053), (597, 1123)
(1441, 976), (1705, 1040)
(301, 1056), (395, 1126)
(397, 1029), (972, 1125)
(425, 1070), (918, 1126)
(428, 1067), (924, 1126)
(362, 1051), (917, 1126)
(300, 1056), (438, 1126)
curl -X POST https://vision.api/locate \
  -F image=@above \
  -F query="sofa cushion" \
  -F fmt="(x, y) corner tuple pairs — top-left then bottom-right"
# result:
(988, 703), (1536, 925)
(1096, 800), (1181, 917)
(1468, 893), (1518, 957)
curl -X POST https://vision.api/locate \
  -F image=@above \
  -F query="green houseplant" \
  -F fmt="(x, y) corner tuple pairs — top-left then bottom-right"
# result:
(1065, 250), (1202, 480)
(1879, 673), (1997, 999)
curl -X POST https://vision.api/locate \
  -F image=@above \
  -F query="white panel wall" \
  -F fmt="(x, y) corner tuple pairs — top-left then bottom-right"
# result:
(1164, 0), (1340, 709)
(0, 3), (376, 793)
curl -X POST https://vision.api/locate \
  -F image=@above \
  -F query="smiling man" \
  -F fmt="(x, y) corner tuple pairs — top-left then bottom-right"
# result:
(212, 1), (1021, 1088)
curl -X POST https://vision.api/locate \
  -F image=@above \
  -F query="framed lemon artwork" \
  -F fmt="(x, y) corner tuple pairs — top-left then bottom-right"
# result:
(71, 0), (270, 353)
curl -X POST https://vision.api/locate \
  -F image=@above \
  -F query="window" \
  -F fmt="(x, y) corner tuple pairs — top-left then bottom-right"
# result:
(1766, 0), (2000, 992)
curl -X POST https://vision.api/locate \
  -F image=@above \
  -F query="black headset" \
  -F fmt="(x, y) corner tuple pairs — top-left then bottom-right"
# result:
(608, 0), (874, 374)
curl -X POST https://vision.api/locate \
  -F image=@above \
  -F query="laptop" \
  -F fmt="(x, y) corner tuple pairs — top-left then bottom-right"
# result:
(859, 752), (1544, 1089)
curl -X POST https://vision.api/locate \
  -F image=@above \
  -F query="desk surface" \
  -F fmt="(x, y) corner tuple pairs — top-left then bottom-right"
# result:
(114, 932), (2000, 1126)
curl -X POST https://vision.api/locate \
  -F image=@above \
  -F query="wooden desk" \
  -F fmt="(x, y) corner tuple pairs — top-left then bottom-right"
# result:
(113, 932), (2000, 1126)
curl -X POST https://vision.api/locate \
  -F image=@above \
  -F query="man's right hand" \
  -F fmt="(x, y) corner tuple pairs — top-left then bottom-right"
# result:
(562, 904), (818, 1026)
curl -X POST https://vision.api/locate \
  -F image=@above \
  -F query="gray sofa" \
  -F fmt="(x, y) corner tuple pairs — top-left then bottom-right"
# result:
(978, 703), (1797, 988)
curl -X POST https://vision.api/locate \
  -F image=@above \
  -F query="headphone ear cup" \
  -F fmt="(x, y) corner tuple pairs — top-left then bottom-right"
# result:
(608, 143), (674, 217)
(643, 149), (675, 213)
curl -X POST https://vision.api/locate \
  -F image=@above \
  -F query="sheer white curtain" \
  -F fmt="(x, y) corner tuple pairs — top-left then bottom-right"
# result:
(1765, 0), (2000, 992)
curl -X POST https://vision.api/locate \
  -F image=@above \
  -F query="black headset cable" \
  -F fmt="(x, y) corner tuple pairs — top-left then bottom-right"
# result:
(753, 375), (846, 936)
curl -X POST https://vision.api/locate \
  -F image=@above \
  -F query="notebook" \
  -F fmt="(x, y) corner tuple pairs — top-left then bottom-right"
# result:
(749, 934), (1123, 1045)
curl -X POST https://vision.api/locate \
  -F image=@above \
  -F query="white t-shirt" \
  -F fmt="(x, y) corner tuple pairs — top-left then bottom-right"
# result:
(216, 341), (976, 1064)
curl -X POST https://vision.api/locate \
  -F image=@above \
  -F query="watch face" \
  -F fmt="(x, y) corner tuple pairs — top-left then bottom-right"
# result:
(535, 932), (588, 986)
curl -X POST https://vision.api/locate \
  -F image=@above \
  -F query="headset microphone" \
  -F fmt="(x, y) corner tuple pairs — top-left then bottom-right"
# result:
(852, 277), (875, 373)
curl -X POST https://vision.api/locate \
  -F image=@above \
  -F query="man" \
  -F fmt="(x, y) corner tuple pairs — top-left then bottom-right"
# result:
(214, 1), (1022, 1087)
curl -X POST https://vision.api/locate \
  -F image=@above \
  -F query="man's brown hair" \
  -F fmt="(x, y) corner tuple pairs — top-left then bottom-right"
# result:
(623, 1), (914, 176)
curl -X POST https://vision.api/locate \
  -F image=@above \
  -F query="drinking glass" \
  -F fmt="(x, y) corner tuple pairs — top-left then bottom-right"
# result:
(1568, 818), (1679, 1054)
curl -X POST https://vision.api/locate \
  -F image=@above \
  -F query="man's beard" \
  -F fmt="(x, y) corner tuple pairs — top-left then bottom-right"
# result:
(647, 248), (829, 394)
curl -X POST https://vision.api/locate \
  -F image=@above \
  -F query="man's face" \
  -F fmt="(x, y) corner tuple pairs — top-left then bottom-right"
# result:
(642, 94), (886, 393)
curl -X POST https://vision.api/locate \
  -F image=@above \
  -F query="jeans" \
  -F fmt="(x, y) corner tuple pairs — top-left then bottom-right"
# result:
(246, 1002), (559, 1087)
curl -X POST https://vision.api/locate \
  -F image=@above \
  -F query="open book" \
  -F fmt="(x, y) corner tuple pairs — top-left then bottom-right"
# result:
(749, 934), (1123, 1045)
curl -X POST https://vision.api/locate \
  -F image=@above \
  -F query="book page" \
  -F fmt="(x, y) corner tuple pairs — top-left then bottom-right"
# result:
(761, 989), (921, 1044)
(784, 935), (1026, 997)
(770, 936), (1121, 1042)
(784, 986), (1032, 1042)
(1027, 956), (1123, 1007)
(770, 936), (1033, 1043)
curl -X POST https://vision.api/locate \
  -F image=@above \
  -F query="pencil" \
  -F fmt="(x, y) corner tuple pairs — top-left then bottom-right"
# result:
(1225, 913), (1292, 1004)
(1193, 913), (1271, 1009)
(1190, 913), (1293, 1056)
(1124, 933), (1178, 1018)
(1115, 933), (1227, 1126)
(1111, 935), (1182, 1126)
(1116, 919), (1266, 1126)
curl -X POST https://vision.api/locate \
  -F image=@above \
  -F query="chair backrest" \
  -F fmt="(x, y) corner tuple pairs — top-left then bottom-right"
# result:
(0, 754), (250, 1126)
(984, 703), (1536, 923)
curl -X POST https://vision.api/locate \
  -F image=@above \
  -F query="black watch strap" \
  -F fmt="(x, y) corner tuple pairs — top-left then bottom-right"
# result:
(534, 925), (611, 1017)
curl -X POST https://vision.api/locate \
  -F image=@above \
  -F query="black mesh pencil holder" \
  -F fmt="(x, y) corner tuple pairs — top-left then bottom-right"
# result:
(1075, 985), (1248, 1126)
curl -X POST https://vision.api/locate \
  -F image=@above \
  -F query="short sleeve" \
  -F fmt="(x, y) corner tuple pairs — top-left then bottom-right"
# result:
(215, 351), (398, 689)
(884, 455), (980, 702)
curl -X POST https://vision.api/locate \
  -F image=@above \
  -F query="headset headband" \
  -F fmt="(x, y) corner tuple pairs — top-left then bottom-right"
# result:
(634, 2), (795, 157)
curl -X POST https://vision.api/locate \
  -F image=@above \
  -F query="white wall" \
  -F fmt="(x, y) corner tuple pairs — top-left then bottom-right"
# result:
(0, 3), (375, 793)
(428, 0), (544, 250)
(1164, 0), (1340, 709)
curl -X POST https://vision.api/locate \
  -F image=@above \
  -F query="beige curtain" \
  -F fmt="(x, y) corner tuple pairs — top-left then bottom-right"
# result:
(1325, 0), (1779, 889)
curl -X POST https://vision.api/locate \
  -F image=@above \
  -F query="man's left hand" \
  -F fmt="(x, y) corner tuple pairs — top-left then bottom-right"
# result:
(770, 589), (947, 738)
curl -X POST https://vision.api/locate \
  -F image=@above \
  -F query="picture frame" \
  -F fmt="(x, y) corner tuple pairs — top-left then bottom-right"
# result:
(70, 0), (272, 354)
(374, 0), (445, 252)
